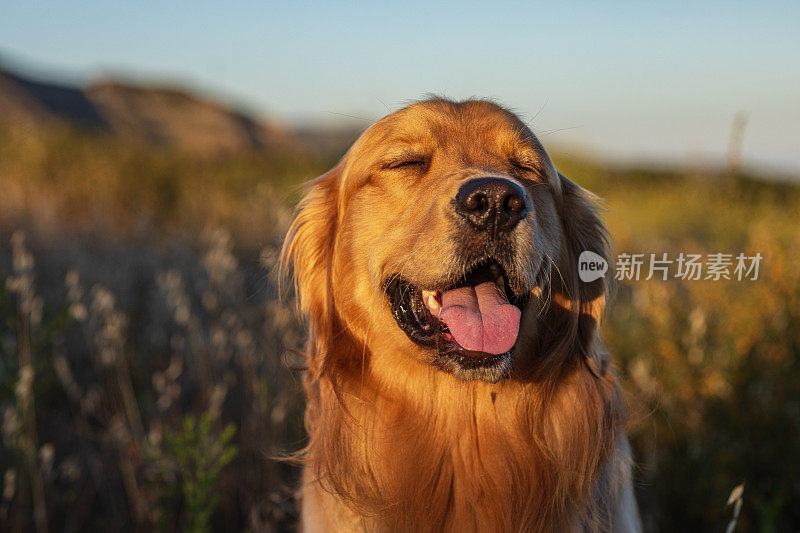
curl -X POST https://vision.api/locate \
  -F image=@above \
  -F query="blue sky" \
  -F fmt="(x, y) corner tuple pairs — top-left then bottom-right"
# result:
(2, 1), (799, 173)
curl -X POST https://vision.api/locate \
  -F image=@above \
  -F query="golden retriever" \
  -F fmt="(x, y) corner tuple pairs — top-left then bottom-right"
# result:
(281, 98), (640, 532)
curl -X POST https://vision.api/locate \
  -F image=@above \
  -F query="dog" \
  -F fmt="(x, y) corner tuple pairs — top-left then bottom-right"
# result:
(281, 98), (640, 532)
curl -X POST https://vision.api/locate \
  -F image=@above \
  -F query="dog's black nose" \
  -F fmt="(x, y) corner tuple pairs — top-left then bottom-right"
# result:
(455, 177), (528, 232)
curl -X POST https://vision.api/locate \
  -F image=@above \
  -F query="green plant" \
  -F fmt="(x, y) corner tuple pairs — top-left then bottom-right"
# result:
(162, 414), (238, 533)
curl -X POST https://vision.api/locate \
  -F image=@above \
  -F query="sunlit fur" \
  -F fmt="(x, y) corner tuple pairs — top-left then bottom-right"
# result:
(281, 98), (640, 531)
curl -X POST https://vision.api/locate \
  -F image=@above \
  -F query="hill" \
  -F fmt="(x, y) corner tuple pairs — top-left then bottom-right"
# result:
(0, 64), (300, 157)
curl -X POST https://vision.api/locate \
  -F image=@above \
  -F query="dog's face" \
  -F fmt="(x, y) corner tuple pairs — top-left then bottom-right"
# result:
(284, 99), (608, 384)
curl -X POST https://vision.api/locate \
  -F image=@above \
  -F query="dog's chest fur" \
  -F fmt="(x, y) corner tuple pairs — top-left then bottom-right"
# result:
(301, 364), (624, 532)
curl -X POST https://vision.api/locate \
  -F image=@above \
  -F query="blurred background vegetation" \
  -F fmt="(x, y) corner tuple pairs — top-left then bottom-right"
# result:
(1, 61), (799, 533)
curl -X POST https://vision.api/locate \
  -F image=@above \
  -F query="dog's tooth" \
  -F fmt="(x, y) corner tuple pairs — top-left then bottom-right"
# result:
(422, 290), (441, 312)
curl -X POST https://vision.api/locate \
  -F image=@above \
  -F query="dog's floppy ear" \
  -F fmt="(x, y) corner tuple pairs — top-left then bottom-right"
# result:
(280, 162), (343, 377)
(546, 173), (611, 375)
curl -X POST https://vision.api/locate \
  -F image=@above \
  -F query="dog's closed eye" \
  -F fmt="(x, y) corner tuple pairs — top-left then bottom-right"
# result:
(508, 157), (539, 174)
(382, 149), (429, 170)
(385, 159), (427, 170)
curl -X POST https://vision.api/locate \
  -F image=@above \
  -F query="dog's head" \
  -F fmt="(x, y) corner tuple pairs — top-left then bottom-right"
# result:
(282, 99), (609, 384)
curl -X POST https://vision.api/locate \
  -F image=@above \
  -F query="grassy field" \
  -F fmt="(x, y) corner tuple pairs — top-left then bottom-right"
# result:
(1, 125), (798, 531)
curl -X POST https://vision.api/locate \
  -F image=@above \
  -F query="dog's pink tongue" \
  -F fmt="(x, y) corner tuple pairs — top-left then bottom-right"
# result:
(438, 282), (521, 355)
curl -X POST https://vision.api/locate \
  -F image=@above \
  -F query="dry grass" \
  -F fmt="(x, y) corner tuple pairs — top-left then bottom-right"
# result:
(1, 125), (799, 531)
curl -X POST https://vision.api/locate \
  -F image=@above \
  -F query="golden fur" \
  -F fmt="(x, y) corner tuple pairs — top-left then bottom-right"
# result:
(282, 99), (640, 532)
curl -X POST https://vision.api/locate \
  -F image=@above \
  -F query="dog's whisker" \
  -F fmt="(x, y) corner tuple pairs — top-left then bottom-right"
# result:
(533, 253), (556, 319)
(544, 250), (572, 303)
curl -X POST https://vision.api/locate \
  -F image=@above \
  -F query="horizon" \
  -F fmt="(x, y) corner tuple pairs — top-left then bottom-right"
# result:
(2, 1), (798, 175)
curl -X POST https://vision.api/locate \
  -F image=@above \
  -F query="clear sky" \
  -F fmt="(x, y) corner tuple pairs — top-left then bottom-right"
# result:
(2, 1), (799, 173)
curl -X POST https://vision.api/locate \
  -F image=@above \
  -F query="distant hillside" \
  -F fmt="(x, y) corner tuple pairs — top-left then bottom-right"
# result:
(0, 64), (301, 157)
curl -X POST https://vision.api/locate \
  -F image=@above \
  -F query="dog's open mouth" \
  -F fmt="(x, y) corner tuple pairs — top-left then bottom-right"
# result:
(384, 258), (529, 382)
